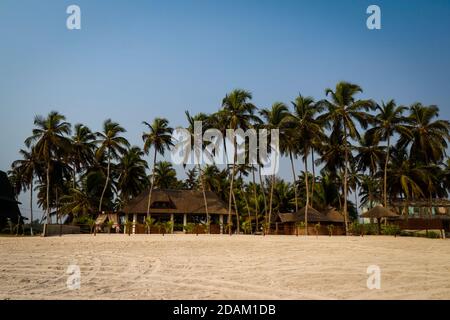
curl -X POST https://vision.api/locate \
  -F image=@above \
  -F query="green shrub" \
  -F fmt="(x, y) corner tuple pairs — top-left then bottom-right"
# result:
(381, 224), (401, 236)
(426, 231), (440, 239)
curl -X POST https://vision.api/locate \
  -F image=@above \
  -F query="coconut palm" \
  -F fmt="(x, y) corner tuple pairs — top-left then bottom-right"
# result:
(152, 161), (179, 189)
(398, 103), (450, 165)
(10, 148), (42, 235)
(319, 82), (374, 233)
(59, 187), (95, 217)
(25, 111), (71, 225)
(366, 100), (408, 207)
(259, 102), (289, 234)
(95, 119), (129, 213)
(185, 111), (211, 233)
(221, 89), (259, 234)
(355, 132), (385, 176)
(387, 147), (426, 216)
(288, 94), (325, 234)
(70, 124), (96, 188)
(142, 118), (173, 217)
(116, 146), (148, 204)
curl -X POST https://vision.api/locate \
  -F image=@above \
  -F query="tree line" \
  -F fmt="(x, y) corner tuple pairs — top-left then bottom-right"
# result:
(9, 81), (450, 235)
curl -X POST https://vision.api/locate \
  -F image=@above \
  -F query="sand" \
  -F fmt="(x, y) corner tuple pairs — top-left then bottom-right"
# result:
(0, 234), (449, 300)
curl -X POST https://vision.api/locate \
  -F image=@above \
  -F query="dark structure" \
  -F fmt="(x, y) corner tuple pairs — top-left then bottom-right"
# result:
(277, 206), (346, 235)
(0, 170), (22, 230)
(122, 189), (231, 234)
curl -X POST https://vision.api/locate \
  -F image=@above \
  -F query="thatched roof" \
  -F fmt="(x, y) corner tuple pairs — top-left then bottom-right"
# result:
(323, 207), (345, 223)
(360, 205), (399, 219)
(279, 206), (329, 223)
(123, 189), (230, 215)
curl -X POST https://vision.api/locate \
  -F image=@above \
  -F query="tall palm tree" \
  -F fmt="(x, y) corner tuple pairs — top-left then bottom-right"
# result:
(398, 103), (450, 165)
(11, 148), (42, 235)
(319, 82), (373, 233)
(288, 94), (324, 234)
(185, 111), (211, 233)
(70, 124), (96, 188)
(387, 148), (427, 217)
(221, 89), (259, 234)
(142, 118), (173, 218)
(117, 146), (149, 204)
(152, 161), (179, 189)
(25, 111), (71, 225)
(259, 102), (289, 234)
(355, 132), (385, 176)
(366, 100), (408, 207)
(95, 119), (129, 213)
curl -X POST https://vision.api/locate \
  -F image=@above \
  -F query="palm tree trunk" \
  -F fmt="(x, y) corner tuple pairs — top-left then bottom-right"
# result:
(30, 178), (34, 236)
(268, 173), (275, 235)
(383, 137), (390, 208)
(304, 157), (310, 236)
(232, 189), (240, 233)
(146, 148), (158, 218)
(289, 151), (299, 212)
(252, 166), (259, 233)
(99, 149), (111, 213)
(259, 164), (268, 226)
(311, 149), (316, 208)
(242, 186), (252, 234)
(46, 161), (51, 225)
(227, 148), (238, 235)
(343, 127), (349, 235)
(198, 164), (210, 234)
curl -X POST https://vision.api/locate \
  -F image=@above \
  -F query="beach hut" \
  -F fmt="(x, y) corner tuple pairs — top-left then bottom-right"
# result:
(278, 206), (326, 235)
(278, 206), (347, 235)
(122, 189), (231, 234)
(360, 205), (399, 234)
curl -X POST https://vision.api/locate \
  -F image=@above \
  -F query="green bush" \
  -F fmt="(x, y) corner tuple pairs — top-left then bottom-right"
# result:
(381, 224), (401, 236)
(426, 231), (441, 239)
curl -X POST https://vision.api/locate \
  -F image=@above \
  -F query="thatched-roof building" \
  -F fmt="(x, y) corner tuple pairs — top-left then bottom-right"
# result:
(277, 206), (346, 235)
(0, 171), (23, 230)
(121, 189), (232, 234)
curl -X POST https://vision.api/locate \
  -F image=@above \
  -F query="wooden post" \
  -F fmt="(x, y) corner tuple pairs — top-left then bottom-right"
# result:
(132, 214), (137, 234)
(170, 214), (174, 234)
(219, 215), (224, 234)
(183, 213), (187, 234)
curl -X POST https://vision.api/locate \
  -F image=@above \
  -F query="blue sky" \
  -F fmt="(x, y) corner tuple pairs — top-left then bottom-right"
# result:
(1, 0), (450, 219)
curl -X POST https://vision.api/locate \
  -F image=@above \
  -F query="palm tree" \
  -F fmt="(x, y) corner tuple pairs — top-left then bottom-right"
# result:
(355, 132), (385, 176)
(59, 187), (95, 218)
(398, 103), (450, 165)
(142, 118), (173, 218)
(319, 82), (374, 233)
(387, 148), (427, 217)
(70, 124), (96, 188)
(25, 111), (71, 225)
(288, 94), (324, 234)
(117, 146), (148, 204)
(11, 148), (42, 235)
(95, 119), (129, 213)
(259, 102), (289, 234)
(366, 100), (408, 207)
(185, 111), (211, 233)
(152, 161), (179, 189)
(221, 89), (259, 234)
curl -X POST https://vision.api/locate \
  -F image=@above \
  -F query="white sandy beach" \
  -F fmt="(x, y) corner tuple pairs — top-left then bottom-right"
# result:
(0, 234), (449, 300)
